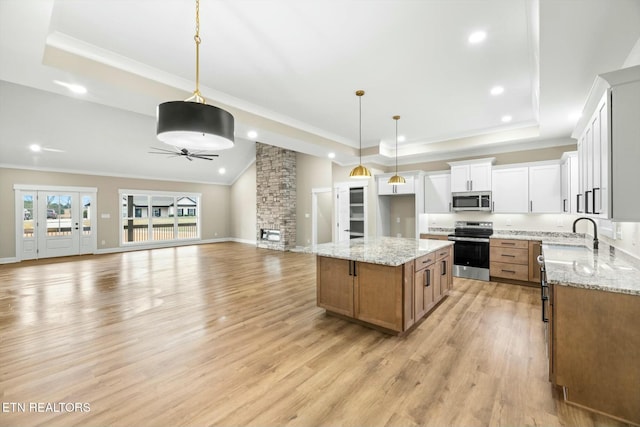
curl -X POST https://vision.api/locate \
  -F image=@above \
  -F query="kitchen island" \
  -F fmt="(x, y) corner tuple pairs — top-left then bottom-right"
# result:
(542, 242), (640, 425)
(314, 237), (454, 335)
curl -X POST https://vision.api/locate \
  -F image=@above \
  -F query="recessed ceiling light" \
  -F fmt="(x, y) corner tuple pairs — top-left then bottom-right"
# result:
(501, 115), (512, 123)
(397, 135), (406, 143)
(53, 80), (87, 95)
(328, 152), (336, 159)
(218, 167), (226, 175)
(247, 130), (258, 139)
(468, 31), (487, 44)
(29, 144), (42, 152)
(490, 86), (504, 96)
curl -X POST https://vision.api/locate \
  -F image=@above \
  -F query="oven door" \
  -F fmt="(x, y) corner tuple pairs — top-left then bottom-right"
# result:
(448, 236), (490, 269)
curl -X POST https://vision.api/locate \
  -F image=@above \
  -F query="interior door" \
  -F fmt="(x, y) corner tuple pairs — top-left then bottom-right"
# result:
(336, 185), (350, 241)
(37, 192), (80, 258)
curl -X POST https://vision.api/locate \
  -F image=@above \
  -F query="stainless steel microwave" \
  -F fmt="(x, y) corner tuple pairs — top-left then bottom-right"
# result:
(452, 191), (491, 211)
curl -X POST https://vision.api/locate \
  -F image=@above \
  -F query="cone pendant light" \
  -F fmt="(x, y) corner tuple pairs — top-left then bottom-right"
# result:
(388, 115), (406, 184)
(349, 90), (372, 179)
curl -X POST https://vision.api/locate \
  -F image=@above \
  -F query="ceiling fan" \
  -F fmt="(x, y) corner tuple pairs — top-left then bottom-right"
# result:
(148, 147), (219, 161)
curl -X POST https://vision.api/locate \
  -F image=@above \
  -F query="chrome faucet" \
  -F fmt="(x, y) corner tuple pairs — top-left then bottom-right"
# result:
(573, 217), (599, 250)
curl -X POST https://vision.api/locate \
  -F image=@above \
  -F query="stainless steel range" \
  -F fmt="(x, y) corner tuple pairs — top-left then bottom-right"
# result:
(448, 221), (493, 281)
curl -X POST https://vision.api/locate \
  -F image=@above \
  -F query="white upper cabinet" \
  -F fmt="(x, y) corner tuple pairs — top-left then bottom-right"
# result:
(449, 159), (494, 192)
(492, 166), (529, 213)
(378, 175), (415, 195)
(529, 163), (561, 213)
(572, 65), (640, 221)
(560, 152), (579, 214)
(424, 173), (451, 213)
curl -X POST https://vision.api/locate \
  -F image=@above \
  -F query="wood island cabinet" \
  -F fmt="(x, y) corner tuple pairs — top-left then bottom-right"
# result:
(316, 245), (453, 335)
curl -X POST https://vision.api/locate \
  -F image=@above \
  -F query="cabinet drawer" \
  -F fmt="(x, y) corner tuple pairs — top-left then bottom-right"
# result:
(490, 247), (528, 265)
(490, 238), (528, 249)
(435, 247), (451, 260)
(420, 234), (450, 241)
(490, 261), (529, 281)
(415, 253), (436, 272)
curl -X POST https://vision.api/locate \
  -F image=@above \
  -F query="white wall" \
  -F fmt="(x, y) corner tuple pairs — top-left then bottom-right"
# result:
(230, 162), (257, 243)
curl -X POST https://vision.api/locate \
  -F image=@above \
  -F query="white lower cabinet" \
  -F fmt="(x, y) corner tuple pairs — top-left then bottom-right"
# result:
(491, 167), (529, 213)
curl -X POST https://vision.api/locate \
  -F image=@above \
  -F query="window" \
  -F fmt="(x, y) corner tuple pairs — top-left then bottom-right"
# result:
(120, 190), (200, 245)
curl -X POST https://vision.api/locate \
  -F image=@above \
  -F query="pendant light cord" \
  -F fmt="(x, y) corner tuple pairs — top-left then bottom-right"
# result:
(395, 118), (398, 174)
(359, 94), (362, 164)
(188, 0), (205, 104)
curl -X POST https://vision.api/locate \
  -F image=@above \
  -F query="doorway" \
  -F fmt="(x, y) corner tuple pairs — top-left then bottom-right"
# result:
(311, 187), (332, 246)
(15, 185), (97, 260)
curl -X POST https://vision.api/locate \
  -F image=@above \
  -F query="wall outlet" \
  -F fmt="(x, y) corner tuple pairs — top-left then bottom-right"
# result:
(396, 217), (401, 223)
(214, 232), (218, 237)
(100, 213), (110, 219)
(101, 240), (106, 245)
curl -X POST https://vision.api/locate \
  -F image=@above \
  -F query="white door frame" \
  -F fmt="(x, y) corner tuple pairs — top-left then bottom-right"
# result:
(311, 187), (332, 246)
(334, 180), (369, 242)
(14, 184), (98, 261)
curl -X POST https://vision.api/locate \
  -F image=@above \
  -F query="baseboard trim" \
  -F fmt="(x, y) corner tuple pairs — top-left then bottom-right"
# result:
(229, 238), (257, 245)
(0, 257), (18, 264)
(94, 238), (232, 255)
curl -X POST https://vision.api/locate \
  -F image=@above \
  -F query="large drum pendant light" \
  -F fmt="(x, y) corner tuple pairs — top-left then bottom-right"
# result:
(388, 115), (406, 185)
(349, 90), (372, 179)
(156, 0), (234, 150)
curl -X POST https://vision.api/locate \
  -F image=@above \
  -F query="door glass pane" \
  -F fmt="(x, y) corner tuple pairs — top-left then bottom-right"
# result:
(151, 196), (174, 241)
(122, 195), (149, 243)
(47, 195), (72, 236)
(82, 195), (92, 235)
(178, 197), (198, 239)
(23, 195), (34, 237)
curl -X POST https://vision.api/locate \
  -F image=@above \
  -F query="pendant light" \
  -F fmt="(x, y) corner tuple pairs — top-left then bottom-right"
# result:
(388, 115), (406, 185)
(349, 90), (372, 179)
(156, 0), (234, 151)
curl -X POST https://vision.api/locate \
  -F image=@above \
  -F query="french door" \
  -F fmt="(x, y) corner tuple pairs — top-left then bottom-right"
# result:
(15, 185), (97, 260)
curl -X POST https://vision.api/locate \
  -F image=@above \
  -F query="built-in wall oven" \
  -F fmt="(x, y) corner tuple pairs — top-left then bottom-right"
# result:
(448, 221), (493, 281)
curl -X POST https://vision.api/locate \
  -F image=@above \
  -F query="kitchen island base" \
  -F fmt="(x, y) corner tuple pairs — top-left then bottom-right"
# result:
(316, 242), (453, 335)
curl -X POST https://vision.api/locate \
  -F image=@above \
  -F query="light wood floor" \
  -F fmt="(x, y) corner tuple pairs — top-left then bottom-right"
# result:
(0, 242), (631, 427)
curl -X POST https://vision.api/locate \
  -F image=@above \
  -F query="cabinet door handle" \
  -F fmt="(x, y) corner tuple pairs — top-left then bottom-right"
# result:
(449, 202), (452, 212)
(425, 269), (431, 287)
(530, 200), (533, 212)
(492, 201), (495, 212)
(501, 254), (516, 258)
(501, 242), (516, 246)
(576, 193), (583, 213)
(593, 187), (600, 215)
(353, 261), (357, 277)
(585, 190), (592, 214)
(470, 180), (473, 191)
(348, 260), (353, 276)
(563, 199), (568, 213)
(441, 261), (446, 275)
(501, 269), (516, 274)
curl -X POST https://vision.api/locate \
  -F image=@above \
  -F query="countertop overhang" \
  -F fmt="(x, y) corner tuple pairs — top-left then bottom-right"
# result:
(310, 237), (453, 267)
(542, 241), (640, 296)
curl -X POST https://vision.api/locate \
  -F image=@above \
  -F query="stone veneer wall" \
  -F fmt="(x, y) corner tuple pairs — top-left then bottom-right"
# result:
(256, 142), (297, 250)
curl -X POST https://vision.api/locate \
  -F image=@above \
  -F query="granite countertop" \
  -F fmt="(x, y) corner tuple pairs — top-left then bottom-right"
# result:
(309, 237), (454, 267)
(542, 241), (640, 296)
(491, 230), (585, 243)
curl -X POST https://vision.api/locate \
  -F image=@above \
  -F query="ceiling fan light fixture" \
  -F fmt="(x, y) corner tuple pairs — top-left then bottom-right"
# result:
(156, 0), (234, 151)
(388, 115), (406, 185)
(349, 90), (372, 179)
